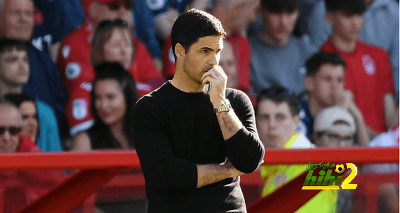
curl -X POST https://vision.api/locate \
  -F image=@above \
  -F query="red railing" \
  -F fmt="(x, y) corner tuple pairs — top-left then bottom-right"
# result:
(0, 147), (397, 213)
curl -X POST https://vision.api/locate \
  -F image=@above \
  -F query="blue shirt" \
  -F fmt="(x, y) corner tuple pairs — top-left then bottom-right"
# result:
(36, 101), (62, 152)
(145, 0), (192, 17)
(24, 44), (68, 128)
(249, 34), (317, 95)
(32, 0), (85, 53)
(298, 97), (314, 141)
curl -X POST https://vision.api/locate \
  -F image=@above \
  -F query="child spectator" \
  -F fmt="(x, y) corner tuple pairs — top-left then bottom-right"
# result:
(320, 0), (397, 135)
(250, 0), (317, 95)
(70, 62), (138, 151)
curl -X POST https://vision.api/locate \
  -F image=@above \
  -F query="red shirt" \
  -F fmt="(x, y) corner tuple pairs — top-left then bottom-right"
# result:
(16, 135), (41, 153)
(320, 40), (395, 133)
(57, 20), (164, 95)
(65, 81), (152, 136)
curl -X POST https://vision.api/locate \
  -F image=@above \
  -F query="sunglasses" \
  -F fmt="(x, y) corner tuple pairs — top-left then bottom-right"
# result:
(107, 0), (133, 11)
(0, 126), (22, 136)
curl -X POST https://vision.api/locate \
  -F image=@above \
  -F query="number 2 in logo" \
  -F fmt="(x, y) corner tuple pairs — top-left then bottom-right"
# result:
(341, 163), (357, 189)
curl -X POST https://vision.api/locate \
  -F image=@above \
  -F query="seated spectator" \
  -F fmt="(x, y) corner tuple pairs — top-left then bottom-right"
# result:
(32, 0), (85, 63)
(312, 106), (357, 213)
(57, 0), (164, 96)
(256, 86), (339, 212)
(249, 0), (317, 96)
(306, 0), (398, 96)
(300, 51), (369, 146)
(363, 102), (399, 213)
(0, 0), (68, 131)
(0, 39), (62, 152)
(313, 106), (356, 148)
(0, 98), (39, 153)
(65, 19), (154, 137)
(320, 0), (397, 135)
(162, 0), (259, 98)
(70, 62), (137, 151)
(4, 94), (39, 144)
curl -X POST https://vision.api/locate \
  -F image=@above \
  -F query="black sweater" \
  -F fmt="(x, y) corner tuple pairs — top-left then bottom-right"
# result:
(132, 82), (264, 213)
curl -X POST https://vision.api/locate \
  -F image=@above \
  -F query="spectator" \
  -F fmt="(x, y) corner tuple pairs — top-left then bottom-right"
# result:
(0, 98), (39, 153)
(0, 39), (62, 152)
(312, 106), (357, 213)
(320, 0), (397, 135)
(162, 0), (259, 98)
(256, 86), (339, 212)
(0, 0), (68, 132)
(306, 0), (399, 97)
(250, 0), (317, 96)
(70, 62), (138, 151)
(313, 106), (356, 148)
(4, 93), (38, 144)
(65, 19), (153, 137)
(57, 0), (164, 96)
(299, 51), (369, 146)
(32, 0), (85, 63)
(363, 102), (399, 213)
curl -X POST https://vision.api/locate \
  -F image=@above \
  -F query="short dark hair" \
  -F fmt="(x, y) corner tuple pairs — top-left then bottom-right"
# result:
(256, 86), (300, 117)
(261, 0), (300, 13)
(325, 0), (367, 15)
(0, 39), (29, 56)
(92, 62), (139, 148)
(4, 93), (35, 108)
(171, 8), (226, 60)
(306, 51), (347, 77)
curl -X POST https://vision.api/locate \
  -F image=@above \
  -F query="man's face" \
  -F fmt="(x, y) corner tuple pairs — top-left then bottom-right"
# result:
(261, 9), (299, 45)
(181, 35), (223, 85)
(0, 105), (21, 153)
(0, 48), (30, 86)
(0, 0), (34, 42)
(328, 11), (364, 43)
(219, 41), (237, 88)
(92, 0), (132, 26)
(307, 64), (345, 107)
(256, 100), (299, 148)
(315, 129), (354, 148)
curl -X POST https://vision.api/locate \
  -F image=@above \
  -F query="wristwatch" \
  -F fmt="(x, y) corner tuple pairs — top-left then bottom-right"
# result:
(214, 99), (231, 113)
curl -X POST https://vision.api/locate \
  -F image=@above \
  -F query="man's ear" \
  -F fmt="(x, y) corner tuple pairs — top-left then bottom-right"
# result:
(175, 43), (185, 59)
(304, 76), (314, 92)
(324, 12), (334, 27)
(312, 133), (320, 147)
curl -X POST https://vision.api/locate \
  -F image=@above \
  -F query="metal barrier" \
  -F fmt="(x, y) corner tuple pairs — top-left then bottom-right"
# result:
(0, 147), (397, 213)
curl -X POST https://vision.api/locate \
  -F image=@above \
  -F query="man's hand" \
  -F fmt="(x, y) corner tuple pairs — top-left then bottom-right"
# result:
(223, 160), (245, 178)
(336, 89), (354, 110)
(201, 65), (227, 107)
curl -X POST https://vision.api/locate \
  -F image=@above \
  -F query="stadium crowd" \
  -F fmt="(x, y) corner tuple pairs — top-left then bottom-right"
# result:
(0, 0), (398, 212)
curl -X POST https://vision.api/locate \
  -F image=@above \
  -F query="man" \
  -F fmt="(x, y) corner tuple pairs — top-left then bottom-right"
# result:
(0, 98), (39, 153)
(162, 0), (259, 98)
(132, 9), (264, 212)
(320, 0), (397, 135)
(0, 39), (62, 152)
(57, 0), (164, 96)
(0, 0), (67, 131)
(249, 0), (317, 96)
(313, 106), (357, 148)
(300, 51), (369, 146)
(306, 0), (399, 97)
(256, 87), (339, 213)
(312, 106), (358, 213)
